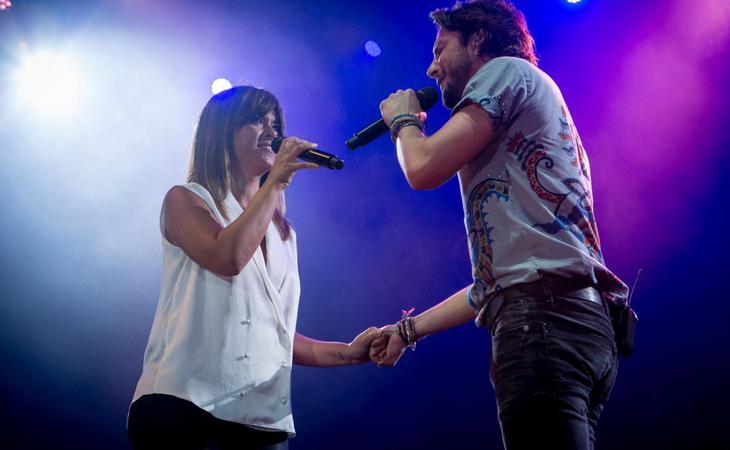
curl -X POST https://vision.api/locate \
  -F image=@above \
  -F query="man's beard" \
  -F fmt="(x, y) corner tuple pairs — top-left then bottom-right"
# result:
(442, 49), (472, 109)
(442, 82), (464, 109)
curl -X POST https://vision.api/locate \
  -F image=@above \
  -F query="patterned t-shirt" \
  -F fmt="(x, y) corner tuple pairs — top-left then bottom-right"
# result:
(452, 57), (628, 327)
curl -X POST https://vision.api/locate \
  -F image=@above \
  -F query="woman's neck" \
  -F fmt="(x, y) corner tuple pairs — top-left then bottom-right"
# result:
(231, 176), (260, 209)
(229, 163), (262, 208)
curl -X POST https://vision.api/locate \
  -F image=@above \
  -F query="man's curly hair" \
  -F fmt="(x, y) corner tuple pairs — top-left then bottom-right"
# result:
(430, 0), (538, 66)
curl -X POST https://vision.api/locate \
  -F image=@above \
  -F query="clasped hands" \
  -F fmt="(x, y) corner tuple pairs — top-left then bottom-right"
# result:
(348, 325), (408, 368)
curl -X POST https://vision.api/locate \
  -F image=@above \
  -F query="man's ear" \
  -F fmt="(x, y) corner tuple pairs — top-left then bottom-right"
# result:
(469, 29), (486, 56)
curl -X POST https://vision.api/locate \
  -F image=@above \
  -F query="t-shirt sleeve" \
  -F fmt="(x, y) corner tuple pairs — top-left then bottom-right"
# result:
(452, 58), (529, 135)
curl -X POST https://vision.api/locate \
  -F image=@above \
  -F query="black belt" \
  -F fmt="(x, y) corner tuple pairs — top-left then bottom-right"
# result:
(484, 276), (603, 332)
(499, 276), (602, 303)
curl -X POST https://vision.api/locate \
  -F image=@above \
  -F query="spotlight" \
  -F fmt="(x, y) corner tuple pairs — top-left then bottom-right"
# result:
(14, 51), (83, 115)
(562, 0), (586, 9)
(0, 0), (12, 11)
(211, 77), (232, 95)
(364, 40), (382, 58)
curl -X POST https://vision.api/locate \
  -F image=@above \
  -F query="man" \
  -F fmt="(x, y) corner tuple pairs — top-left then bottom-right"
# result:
(370, 1), (629, 449)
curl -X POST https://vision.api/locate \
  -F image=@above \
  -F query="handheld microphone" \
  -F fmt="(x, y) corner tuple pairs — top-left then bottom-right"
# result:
(271, 137), (344, 170)
(346, 87), (439, 150)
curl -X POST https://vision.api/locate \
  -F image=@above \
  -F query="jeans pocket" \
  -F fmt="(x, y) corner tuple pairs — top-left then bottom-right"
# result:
(492, 297), (531, 337)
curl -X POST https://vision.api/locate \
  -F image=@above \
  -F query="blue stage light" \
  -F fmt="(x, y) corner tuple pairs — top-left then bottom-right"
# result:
(364, 40), (382, 58)
(562, 0), (586, 9)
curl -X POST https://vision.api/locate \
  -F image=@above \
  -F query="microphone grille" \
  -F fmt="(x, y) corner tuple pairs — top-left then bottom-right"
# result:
(271, 136), (284, 152)
(416, 87), (439, 111)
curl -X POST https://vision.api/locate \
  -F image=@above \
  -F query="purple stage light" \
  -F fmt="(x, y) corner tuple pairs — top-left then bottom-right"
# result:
(0, 0), (12, 11)
(364, 40), (382, 57)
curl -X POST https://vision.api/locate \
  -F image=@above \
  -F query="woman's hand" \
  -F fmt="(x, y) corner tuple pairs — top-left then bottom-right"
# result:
(293, 329), (378, 367)
(345, 327), (380, 365)
(265, 137), (319, 189)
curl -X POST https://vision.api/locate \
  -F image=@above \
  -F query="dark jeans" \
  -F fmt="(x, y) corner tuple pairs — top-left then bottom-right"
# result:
(488, 289), (618, 450)
(127, 394), (289, 450)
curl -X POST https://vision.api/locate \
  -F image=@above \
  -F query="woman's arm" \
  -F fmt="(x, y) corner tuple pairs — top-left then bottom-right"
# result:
(163, 138), (317, 277)
(163, 182), (282, 277)
(293, 328), (378, 367)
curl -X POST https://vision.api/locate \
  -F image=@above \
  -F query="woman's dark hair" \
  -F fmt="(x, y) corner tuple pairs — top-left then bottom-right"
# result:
(430, 0), (538, 66)
(188, 86), (291, 240)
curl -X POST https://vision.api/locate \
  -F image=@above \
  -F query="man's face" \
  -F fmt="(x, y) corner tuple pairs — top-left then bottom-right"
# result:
(427, 28), (474, 109)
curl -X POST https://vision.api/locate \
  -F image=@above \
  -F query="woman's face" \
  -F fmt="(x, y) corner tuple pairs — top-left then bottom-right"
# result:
(232, 110), (279, 175)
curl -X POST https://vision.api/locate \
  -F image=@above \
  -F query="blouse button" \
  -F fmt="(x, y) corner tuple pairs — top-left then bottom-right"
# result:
(236, 354), (250, 361)
(280, 397), (288, 404)
(240, 319), (251, 325)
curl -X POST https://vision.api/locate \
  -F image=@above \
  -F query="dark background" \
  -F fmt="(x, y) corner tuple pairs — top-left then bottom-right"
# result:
(1, 0), (729, 449)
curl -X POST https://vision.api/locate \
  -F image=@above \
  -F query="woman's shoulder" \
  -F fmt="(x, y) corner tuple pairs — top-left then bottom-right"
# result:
(163, 183), (214, 215)
(170, 182), (209, 198)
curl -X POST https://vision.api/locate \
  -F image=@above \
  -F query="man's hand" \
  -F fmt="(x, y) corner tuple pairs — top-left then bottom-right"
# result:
(369, 325), (407, 368)
(379, 89), (423, 127)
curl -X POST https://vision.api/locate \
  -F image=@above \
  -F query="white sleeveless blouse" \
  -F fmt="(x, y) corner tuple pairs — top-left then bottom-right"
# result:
(132, 182), (300, 434)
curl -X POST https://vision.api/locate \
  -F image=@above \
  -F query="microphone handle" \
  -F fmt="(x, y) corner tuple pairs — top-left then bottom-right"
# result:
(345, 120), (389, 150)
(271, 137), (344, 170)
(346, 87), (438, 150)
(299, 149), (344, 170)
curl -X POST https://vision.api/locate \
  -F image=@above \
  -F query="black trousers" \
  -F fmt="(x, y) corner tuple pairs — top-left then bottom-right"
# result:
(127, 394), (289, 450)
(488, 286), (618, 450)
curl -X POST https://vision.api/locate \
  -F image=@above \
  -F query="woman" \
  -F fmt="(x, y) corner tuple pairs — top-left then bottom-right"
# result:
(128, 86), (376, 450)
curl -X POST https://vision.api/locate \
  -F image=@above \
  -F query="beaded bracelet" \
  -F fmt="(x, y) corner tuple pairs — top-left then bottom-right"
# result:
(389, 112), (426, 143)
(396, 307), (418, 350)
(390, 118), (424, 143)
(389, 112), (420, 123)
(389, 111), (427, 124)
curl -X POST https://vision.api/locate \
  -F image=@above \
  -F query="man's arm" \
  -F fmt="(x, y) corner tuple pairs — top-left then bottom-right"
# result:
(380, 89), (494, 190)
(412, 285), (476, 336)
(370, 285), (476, 367)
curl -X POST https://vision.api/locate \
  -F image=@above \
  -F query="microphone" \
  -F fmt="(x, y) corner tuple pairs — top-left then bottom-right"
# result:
(346, 87), (439, 150)
(271, 137), (344, 170)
